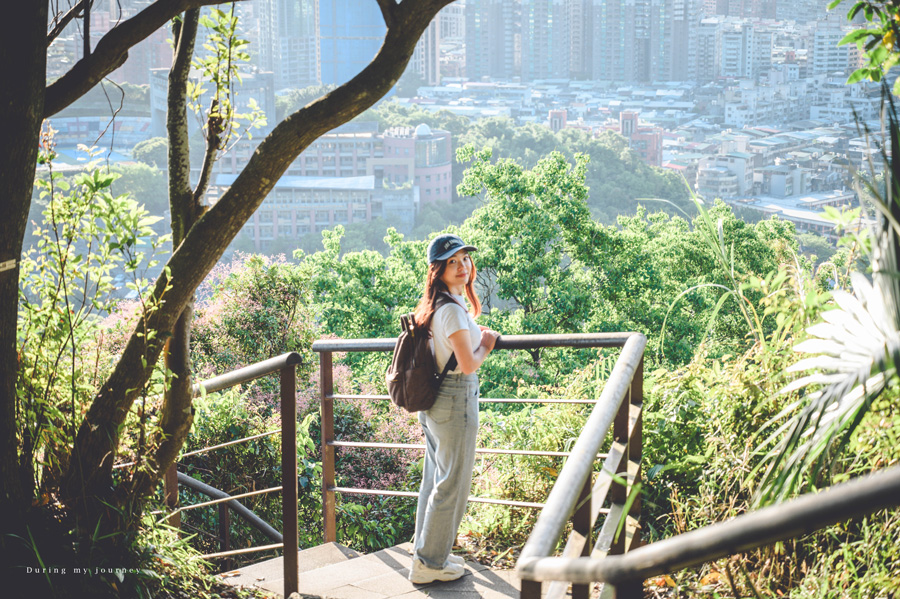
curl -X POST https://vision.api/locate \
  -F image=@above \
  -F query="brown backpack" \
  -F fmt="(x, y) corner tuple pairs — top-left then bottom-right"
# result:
(386, 294), (460, 413)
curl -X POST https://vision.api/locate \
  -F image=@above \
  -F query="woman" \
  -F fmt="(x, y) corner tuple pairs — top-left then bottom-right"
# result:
(408, 233), (500, 585)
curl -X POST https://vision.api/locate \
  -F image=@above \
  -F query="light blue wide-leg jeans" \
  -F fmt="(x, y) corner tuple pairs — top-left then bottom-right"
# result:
(412, 373), (479, 569)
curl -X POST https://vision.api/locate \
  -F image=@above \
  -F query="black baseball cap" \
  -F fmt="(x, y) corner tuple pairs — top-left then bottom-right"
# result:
(427, 234), (477, 263)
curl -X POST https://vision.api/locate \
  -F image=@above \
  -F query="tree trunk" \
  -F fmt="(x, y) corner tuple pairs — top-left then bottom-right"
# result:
(0, 0), (47, 532)
(127, 10), (201, 503)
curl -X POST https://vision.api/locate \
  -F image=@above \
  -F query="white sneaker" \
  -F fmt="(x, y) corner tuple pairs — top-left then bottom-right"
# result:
(408, 558), (465, 584)
(447, 554), (465, 566)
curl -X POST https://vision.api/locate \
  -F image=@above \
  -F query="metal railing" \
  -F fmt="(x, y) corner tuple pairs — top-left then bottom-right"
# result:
(120, 335), (900, 599)
(513, 341), (900, 597)
(149, 353), (302, 597)
(502, 334), (647, 599)
(517, 465), (900, 597)
(310, 332), (646, 554)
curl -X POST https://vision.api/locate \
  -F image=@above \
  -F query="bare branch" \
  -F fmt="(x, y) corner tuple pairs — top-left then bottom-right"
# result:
(47, 0), (90, 46)
(44, 0), (236, 117)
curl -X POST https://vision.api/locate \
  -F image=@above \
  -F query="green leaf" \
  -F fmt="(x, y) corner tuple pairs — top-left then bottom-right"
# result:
(847, 67), (870, 84)
(838, 28), (871, 47)
(138, 216), (163, 227)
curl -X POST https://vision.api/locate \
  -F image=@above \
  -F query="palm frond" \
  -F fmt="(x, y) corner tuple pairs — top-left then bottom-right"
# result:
(754, 81), (900, 505)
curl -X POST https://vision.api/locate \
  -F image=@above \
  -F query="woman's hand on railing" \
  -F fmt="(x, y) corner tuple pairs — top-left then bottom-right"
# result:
(479, 328), (500, 352)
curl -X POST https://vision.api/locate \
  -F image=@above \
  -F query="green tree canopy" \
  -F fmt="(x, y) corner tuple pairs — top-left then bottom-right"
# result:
(131, 137), (168, 168)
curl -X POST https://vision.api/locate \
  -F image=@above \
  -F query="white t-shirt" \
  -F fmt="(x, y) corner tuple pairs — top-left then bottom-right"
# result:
(431, 293), (481, 374)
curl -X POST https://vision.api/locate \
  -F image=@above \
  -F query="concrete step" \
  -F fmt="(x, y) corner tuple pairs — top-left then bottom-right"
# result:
(220, 541), (361, 591)
(223, 541), (532, 599)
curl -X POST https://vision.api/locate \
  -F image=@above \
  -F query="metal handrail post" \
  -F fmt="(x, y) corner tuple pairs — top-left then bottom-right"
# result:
(572, 475), (593, 599)
(521, 579), (542, 599)
(609, 385), (630, 557)
(320, 351), (337, 543)
(281, 363), (299, 596)
(164, 463), (180, 528)
(218, 502), (231, 570)
(628, 358), (643, 547)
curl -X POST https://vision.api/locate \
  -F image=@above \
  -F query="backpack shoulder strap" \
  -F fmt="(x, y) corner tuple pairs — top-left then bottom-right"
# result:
(435, 291), (467, 311)
(433, 292), (465, 379)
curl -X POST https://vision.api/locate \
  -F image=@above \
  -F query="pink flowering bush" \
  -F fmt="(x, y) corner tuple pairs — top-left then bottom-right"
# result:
(192, 253), (318, 411)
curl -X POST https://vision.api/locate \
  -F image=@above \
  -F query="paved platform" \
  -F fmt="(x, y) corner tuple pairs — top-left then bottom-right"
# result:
(220, 542), (545, 598)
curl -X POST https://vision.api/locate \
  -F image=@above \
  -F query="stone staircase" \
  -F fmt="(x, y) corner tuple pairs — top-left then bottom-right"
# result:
(220, 542), (528, 599)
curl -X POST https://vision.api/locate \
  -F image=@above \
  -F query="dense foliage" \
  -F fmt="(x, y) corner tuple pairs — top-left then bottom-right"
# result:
(19, 122), (900, 596)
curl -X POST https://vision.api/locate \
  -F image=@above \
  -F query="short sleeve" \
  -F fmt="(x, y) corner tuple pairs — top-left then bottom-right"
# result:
(430, 299), (480, 372)
(433, 303), (470, 340)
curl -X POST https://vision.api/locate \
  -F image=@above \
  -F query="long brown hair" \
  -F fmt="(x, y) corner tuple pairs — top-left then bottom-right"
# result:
(413, 256), (481, 329)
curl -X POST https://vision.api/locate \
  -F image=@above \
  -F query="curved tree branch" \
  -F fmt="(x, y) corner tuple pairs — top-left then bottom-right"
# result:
(44, 0), (235, 117)
(47, 0), (90, 47)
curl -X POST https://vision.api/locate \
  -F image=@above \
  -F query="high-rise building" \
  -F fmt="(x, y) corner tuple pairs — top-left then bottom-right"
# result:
(590, 0), (698, 83)
(466, 0), (518, 80)
(411, 18), (442, 86)
(567, 0), (593, 79)
(258, 0), (320, 90)
(668, 0), (702, 81)
(696, 17), (721, 83)
(810, 21), (853, 75)
(439, 1), (466, 41)
(776, 0), (820, 23)
(590, 0), (632, 81)
(520, 0), (569, 81)
(319, 0), (386, 85)
(719, 22), (770, 80)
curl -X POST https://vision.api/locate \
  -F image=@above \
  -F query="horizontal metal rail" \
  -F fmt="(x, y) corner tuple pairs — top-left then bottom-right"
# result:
(198, 543), (285, 561)
(152, 353), (302, 595)
(328, 485), (577, 510)
(329, 440), (604, 459)
(194, 352), (303, 394)
(175, 472), (283, 543)
(517, 464), (900, 587)
(311, 332), (636, 354)
(113, 353), (301, 471)
(180, 429), (281, 459)
(175, 486), (283, 512)
(331, 393), (599, 405)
